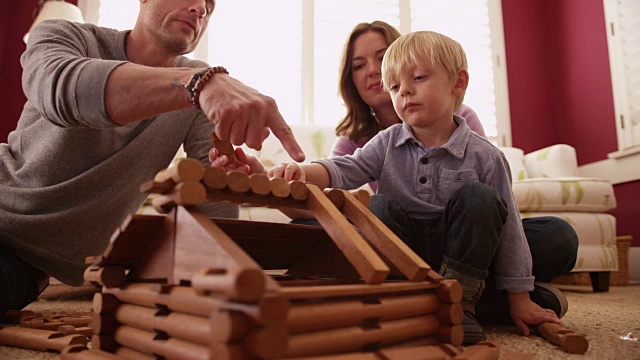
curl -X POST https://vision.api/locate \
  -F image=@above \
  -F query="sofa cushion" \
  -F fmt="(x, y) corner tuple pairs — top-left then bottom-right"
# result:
(513, 177), (616, 212)
(523, 144), (578, 178)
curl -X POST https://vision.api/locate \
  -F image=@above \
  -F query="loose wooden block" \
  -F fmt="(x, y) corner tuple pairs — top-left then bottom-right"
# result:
(210, 132), (239, 163)
(535, 322), (589, 354)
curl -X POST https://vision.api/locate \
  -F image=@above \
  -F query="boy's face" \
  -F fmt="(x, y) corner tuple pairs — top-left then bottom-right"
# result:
(387, 61), (466, 129)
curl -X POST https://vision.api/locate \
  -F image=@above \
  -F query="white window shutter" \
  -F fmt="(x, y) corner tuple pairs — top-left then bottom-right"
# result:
(87, 0), (508, 143)
(607, 0), (640, 150)
(97, 0), (138, 30)
(410, 0), (499, 139)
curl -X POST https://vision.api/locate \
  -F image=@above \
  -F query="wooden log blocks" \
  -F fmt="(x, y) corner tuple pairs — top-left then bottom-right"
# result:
(338, 189), (431, 282)
(113, 325), (210, 360)
(83, 157), (470, 360)
(249, 173), (271, 195)
(288, 180), (309, 200)
(306, 184), (389, 284)
(191, 268), (266, 301)
(287, 293), (443, 334)
(84, 265), (126, 288)
(154, 157), (205, 185)
(0, 326), (87, 352)
(102, 283), (288, 326)
(203, 166), (228, 190)
(285, 315), (441, 357)
(535, 322), (589, 354)
(61, 345), (122, 360)
(226, 171), (251, 193)
(151, 180), (207, 212)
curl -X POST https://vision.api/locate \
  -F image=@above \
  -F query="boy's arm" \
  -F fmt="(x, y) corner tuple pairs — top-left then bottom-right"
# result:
(269, 163), (331, 189)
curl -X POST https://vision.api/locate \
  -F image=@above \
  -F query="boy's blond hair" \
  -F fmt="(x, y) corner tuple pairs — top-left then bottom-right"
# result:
(382, 31), (468, 111)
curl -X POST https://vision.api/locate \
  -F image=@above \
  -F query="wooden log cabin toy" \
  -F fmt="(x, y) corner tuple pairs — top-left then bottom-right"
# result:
(74, 148), (469, 359)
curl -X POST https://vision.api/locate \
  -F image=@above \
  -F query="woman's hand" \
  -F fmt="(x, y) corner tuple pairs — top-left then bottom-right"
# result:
(508, 292), (562, 336)
(209, 147), (265, 175)
(267, 162), (306, 181)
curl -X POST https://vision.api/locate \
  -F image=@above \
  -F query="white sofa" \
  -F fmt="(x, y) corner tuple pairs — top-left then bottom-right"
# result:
(502, 144), (618, 292)
(242, 127), (619, 291)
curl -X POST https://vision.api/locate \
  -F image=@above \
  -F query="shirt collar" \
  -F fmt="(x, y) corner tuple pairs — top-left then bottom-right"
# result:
(393, 115), (471, 160)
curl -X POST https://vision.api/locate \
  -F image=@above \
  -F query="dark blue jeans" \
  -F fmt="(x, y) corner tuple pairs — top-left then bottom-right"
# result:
(368, 183), (508, 281)
(367, 183), (578, 324)
(0, 244), (48, 312)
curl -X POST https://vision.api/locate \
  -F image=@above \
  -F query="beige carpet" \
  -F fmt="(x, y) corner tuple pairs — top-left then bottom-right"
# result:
(1, 283), (639, 359)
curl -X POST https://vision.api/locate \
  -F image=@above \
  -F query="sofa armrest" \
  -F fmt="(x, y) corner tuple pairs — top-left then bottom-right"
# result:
(523, 144), (578, 178)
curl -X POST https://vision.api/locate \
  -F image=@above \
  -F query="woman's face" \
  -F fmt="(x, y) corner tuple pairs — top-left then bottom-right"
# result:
(350, 31), (392, 109)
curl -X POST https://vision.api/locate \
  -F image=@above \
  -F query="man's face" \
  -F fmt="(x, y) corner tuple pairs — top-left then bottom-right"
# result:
(139, 0), (215, 54)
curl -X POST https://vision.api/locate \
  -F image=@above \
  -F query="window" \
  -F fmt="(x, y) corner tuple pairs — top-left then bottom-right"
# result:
(79, 0), (510, 143)
(604, 0), (640, 152)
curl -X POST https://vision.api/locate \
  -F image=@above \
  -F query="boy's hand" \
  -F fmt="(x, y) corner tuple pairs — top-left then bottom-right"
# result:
(508, 292), (562, 336)
(267, 162), (305, 181)
(209, 147), (265, 175)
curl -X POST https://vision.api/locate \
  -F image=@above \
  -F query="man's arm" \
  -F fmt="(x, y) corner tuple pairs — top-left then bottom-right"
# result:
(105, 64), (195, 125)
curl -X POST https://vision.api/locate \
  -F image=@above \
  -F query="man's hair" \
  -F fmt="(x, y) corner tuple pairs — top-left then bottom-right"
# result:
(382, 31), (468, 110)
(336, 21), (401, 141)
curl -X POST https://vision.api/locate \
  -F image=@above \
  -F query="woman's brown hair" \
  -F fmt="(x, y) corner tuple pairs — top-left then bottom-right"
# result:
(335, 21), (401, 141)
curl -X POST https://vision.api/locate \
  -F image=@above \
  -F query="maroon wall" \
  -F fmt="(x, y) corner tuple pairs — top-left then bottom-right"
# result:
(1, 0), (38, 143)
(1, 0), (78, 143)
(503, 0), (640, 246)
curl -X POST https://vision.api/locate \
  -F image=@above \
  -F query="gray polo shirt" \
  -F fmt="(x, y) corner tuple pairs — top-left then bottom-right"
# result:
(315, 116), (534, 293)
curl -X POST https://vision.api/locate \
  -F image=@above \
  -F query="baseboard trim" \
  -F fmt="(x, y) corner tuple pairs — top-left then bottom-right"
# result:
(629, 247), (640, 284)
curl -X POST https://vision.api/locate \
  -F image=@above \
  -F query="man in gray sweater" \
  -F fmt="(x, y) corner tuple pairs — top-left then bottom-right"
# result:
(0, 0), (304, 311)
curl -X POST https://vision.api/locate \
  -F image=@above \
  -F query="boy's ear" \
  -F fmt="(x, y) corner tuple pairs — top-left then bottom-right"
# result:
(452, 69), (469, 96)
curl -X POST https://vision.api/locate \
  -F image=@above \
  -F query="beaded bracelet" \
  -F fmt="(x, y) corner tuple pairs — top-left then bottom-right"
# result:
(184, 66), (229, 109)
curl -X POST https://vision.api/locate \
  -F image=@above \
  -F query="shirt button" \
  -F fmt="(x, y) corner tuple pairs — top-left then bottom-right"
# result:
(420, 157), (428, 164)
(419, 177), (427, 184)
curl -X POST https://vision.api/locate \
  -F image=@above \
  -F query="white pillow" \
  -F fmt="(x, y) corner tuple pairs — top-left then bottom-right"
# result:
(500, 147), (529, 181)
